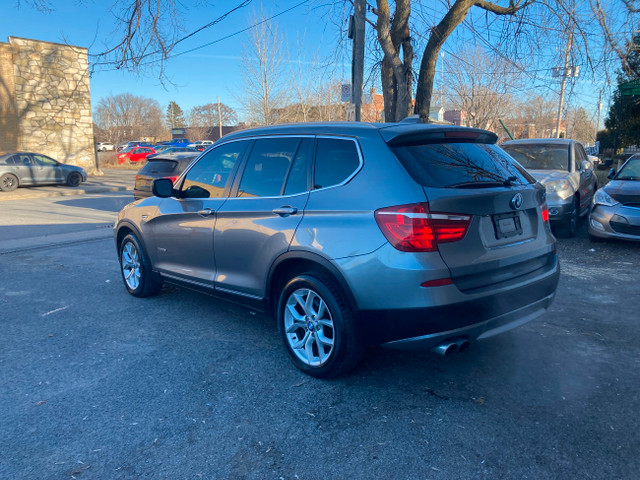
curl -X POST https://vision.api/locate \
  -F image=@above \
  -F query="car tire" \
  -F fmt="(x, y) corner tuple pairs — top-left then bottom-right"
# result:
(556, 197), (580, 238)
(119, 233), (162, 297)
(277, 273), (364, 378)
(67, 172), (82, 187)
(0, 173), (18, 192)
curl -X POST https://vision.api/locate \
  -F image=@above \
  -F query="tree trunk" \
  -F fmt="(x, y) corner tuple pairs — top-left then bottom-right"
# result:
(376, 0), (412, 122)
(415, 0), (472, 123)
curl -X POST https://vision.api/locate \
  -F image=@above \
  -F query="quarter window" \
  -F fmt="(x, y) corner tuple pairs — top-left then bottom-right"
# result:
(313, 138), (360, 189)
(237, 138), (301, 197)
(181, 141), (245, 198)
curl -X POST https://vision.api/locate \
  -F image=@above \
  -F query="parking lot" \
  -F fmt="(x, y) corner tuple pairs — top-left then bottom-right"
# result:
(1, 195), (639, 479)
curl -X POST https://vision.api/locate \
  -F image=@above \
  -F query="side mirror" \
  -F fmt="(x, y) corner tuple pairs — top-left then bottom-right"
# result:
(580, 160), (592, 171)
(152, 178), (174, 198)
(607, 168), (616, 180)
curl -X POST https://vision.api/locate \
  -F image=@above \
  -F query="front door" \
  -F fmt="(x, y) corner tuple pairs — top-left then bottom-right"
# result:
(144, 140), (248, 288)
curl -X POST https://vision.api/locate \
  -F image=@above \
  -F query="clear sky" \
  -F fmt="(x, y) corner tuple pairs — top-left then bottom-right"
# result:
(0, 0), (350, 119)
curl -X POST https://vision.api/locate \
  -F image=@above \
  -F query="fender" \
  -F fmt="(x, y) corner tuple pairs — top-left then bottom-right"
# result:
(266, 250), (360, 314)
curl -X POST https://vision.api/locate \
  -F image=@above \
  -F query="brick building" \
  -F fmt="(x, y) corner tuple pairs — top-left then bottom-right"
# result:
(0, 37), (95, 169)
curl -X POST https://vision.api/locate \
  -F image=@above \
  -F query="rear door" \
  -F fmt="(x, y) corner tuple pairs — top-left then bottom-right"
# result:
(391, 141), (553, 292)
(213, 136), (311, 299)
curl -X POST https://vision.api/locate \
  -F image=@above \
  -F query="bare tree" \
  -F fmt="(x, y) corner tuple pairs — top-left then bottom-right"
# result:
(94, 93), (166, 145)
(238, 10), (286, 126)
(374, 0), (413, 122)
(188, 102), (238, 139)
(565, 106), (596, 142)
(443, 46), (521, 130)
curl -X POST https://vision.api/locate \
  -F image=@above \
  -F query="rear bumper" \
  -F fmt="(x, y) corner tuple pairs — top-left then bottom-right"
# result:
(354, 256), (559, 347)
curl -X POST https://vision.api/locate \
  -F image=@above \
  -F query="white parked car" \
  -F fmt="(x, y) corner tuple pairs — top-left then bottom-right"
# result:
(187, 140), (214, 150)
(97, 142), (115, 151)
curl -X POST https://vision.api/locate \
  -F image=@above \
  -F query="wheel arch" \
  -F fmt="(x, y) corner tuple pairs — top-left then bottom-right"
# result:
(266, 251), (359, 318)
(115, 221), (150, 257)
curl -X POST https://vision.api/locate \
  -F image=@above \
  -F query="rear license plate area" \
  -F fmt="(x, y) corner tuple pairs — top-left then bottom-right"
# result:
(492, 212), (522, 239)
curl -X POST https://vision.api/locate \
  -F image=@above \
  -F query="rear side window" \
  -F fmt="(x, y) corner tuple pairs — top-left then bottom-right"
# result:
(392, 142), (535, 188)
(237, 138), (301, 197)
(140, 160), (177, 175)
(314, 138), (360, 189)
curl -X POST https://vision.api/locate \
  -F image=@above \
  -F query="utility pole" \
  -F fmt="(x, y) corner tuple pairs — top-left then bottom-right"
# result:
(352, 0), (365, 121)
(594, 90), (603, 142)
(555, 29), (573, 138)
(217, 96), (223, 139)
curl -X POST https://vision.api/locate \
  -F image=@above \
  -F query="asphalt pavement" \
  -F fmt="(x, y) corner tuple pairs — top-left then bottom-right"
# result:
(0, 168), (137, 202)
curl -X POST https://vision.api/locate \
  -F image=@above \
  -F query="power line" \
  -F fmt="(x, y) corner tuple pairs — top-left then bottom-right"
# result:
(91, 0), (254, 66)
(93, 0), (311, 71)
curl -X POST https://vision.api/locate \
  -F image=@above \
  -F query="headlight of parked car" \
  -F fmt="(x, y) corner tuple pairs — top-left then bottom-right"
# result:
(544, 180), (571, 194)
(593, 188), (619, 207)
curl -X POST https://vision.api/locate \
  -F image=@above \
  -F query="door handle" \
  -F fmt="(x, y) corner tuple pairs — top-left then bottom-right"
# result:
(197, 208), (214, 217)
(273, 206), (298, 217)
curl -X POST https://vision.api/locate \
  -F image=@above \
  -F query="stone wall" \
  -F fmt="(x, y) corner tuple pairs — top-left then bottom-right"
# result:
(0, 42), (19, 153)
(0, 37), (95, 169)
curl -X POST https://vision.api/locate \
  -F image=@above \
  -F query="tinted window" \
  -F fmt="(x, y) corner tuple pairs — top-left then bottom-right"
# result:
(181, 141), (245, 198)
(237, 138), (301, 197)
(314, 138), (360, 189)
(140, 160), (178, 175)
(284, 138), (311, 195)
(501, 144), (570, 171)
(392, 142), (535, 188)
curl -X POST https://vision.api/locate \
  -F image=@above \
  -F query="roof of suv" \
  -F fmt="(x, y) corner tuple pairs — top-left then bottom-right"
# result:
(220, 122), (498, 145)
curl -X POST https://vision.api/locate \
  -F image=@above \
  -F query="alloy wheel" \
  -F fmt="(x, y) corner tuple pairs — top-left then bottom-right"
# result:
(121, 241), (141, 290)
(283, 288), (335, 367)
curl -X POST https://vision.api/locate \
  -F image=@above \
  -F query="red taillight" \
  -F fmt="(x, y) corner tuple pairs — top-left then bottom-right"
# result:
(540, 202), (549, 223)
(164, 176), (178, 183)
(374, 203), (471, 252)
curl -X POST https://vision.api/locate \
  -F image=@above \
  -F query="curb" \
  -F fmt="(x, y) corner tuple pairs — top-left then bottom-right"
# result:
(0, 185), (133, 202)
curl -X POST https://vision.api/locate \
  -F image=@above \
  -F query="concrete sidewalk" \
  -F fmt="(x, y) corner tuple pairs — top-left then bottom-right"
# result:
(0, 168), (138, 202)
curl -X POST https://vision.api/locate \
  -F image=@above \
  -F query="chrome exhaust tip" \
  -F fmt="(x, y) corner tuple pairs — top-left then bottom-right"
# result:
(433, 342), (458, 356)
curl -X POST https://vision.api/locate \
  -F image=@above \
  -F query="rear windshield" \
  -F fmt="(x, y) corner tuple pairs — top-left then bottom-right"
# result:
(501, 144), (569, 171)
(140, 160), (178, 175)
(391, 142), (535, 188)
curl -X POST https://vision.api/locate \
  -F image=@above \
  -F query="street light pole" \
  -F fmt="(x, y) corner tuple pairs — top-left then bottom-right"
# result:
(352, 0), (365, 121)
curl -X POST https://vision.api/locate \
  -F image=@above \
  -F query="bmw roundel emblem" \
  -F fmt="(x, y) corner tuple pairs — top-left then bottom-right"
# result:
(510, 193), (523, 210)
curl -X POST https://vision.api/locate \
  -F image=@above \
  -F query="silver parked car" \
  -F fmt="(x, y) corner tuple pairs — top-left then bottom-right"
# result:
(501, 138), (597, 237)
(0, 152), (87, 192)
(588, 154), (640, 242)
(114, 123), (559, 378)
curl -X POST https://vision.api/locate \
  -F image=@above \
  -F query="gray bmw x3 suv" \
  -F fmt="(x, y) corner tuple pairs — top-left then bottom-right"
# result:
(115, 122), (559, 378)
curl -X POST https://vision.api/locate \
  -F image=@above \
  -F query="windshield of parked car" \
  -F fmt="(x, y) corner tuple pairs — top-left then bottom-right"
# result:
(501, 144), (570, 171)
(391, 142), (535, 188)
(616, 158), (640, 180)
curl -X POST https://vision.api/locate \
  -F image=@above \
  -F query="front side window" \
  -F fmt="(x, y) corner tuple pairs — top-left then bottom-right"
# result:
(181, 141), (245, 198)
(313, 138), (360, 189)
(237, 137), (301, 197)
(32, 154), (57, 166)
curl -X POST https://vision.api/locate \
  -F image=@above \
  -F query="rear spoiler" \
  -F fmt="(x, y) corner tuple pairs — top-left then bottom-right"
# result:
(379, 124), (498, 146)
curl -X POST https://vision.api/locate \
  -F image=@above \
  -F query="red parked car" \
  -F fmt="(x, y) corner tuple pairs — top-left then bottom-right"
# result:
(117, 146), (156, 164)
